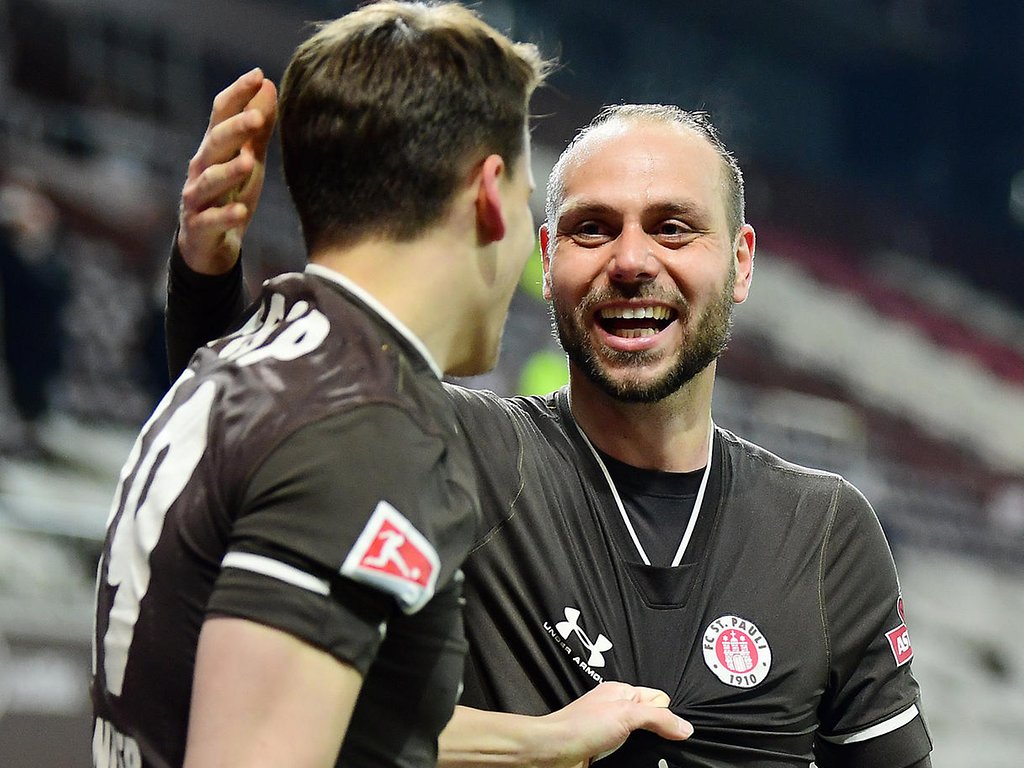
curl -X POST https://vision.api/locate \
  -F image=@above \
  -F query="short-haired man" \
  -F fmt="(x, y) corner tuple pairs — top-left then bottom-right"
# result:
(92, 4), (685, 767)
(166, 91), (932, 767)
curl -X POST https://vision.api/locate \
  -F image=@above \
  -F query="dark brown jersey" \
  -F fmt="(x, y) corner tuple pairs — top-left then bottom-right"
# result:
(164, 247), (933, 768)
(448, 387), (932, 768)
(92, 267), (478, 767)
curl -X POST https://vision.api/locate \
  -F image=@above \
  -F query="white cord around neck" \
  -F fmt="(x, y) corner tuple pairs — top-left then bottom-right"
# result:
(572, 417), (715, 567)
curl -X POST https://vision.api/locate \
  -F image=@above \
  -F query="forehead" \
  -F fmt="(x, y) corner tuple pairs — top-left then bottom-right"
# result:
(558, 120), (725, 219)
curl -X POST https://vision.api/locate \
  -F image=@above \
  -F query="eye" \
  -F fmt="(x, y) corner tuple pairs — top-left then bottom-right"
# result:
(658, 221), (690, 236)
(653, 220), (698, 246)
(568, 220), (613, 246)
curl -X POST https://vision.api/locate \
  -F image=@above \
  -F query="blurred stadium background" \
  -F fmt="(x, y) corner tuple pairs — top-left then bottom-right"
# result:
(1, 0), (1023, 765)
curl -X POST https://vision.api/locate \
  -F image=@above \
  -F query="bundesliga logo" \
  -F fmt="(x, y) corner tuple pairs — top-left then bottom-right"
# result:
(341, 499), (440, 613)
(702, 614), (772, 689)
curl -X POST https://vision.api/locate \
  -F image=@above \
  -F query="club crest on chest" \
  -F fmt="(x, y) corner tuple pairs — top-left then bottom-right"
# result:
(702, 614), (772, 689)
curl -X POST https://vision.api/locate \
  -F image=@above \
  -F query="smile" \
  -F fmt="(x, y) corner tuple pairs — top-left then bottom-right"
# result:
(596, 305), (677, 339)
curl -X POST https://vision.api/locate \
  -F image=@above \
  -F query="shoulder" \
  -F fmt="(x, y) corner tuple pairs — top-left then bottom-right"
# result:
(718, 426), (847, 492)
(444, 384), (555, 421)
(717, 426), (880, 539)
(207, 271), (444, 417)
(445, 385), (566, 441)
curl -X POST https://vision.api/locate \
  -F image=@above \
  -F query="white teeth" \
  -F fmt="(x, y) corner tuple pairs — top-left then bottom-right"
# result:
(598, 306), (672, 320)
(616, 328), (658, 339)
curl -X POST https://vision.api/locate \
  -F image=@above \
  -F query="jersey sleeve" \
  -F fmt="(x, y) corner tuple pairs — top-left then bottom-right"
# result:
(206, 404), (474, 675)
(815, 479), (933, 767)
(166, 237), (251, 380)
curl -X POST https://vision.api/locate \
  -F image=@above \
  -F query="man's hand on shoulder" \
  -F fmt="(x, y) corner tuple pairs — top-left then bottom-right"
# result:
(178, 67), (277, 276)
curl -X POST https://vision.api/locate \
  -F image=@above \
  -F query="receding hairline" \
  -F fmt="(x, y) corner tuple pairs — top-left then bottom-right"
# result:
(561, 114), (726, 177)
(546, 115), (733, 227)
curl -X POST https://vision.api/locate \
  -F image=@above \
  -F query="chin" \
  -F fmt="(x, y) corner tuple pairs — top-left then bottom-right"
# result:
(445, 339), (500, 378)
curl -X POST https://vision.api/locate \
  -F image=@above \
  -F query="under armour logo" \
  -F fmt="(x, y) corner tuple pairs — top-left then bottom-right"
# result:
(555, 607), (613, 667)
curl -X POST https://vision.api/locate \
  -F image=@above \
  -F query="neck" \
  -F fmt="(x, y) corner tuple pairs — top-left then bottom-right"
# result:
(567, 361), (716, 472)
(310, 234), (468, 374)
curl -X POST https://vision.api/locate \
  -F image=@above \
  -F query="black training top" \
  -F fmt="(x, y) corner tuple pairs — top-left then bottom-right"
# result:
(448, 386), (931, 767)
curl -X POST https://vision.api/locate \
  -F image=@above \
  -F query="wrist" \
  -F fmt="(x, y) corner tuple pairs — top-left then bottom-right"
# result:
(439, 707), (588, 768)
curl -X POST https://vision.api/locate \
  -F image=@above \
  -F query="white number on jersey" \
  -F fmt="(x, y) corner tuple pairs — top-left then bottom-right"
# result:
(94, 293), (329, 697)
(96, 371), (216, 696)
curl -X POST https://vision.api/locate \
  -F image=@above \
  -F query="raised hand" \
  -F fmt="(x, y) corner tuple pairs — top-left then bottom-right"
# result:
(178, 68), (277, 275)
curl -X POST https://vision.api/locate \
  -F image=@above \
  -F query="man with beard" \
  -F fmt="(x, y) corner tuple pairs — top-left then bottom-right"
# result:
(167, 89), (933, 766)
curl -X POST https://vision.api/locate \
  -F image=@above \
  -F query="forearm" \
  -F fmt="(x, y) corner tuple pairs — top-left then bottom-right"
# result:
(438, 706), (582, 768)
(166, 235), (249, 379)
(438, 684), (690, 768)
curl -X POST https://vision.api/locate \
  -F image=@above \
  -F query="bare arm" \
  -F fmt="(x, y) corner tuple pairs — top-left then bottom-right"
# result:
(439, 682), (693, 768)
(184, 617), (361, 768)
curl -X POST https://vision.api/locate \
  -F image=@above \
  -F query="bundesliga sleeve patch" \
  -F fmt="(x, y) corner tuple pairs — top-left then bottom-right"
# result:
(886, 596), (914, 666)
(340, 500), (440, 614)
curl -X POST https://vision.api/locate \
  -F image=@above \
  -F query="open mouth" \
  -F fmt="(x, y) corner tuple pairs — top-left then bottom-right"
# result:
(596, 305), (677, 339)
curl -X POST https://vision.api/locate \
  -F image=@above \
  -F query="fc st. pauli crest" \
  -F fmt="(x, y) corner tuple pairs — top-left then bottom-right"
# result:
(702, 614), (772, 688)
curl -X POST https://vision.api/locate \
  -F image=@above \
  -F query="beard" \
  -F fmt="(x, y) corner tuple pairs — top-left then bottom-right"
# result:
(549, 268), (736, 403)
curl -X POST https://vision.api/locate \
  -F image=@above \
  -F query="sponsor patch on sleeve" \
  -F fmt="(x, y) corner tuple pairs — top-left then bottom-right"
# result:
(340, 500), (440, 613)
(885, 596), (914, 666)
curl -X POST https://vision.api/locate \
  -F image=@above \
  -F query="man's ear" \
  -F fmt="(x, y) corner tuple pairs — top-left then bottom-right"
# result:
(476, 154), (506, 245)
(732, 223), (755, 304)
(539, 224), (552, 300)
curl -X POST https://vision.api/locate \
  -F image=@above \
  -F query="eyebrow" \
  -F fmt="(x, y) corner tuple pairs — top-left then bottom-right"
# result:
(556, 198), (710, 224)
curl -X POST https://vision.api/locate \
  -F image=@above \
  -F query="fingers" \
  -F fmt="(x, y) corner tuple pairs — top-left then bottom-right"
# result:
(626, 686), (672, 708)
(189, 108), (266, 183)
(182, 72), (274, 218)
(246, 79), (279, 160)
(627, 705), (693, 742)
(177, 69), (275, 275)
(587, 682), (692, 743)
(182, 149), (256, 215)
(190, 68), (277, 187)
(587, 681), (669, 707)
(209, 67), (266, 129)
(184, 202), (249, 237)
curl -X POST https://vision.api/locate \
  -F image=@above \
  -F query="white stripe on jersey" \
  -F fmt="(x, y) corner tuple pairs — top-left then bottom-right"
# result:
(819, 703), (920, 745)
(221, 552), (330, 596)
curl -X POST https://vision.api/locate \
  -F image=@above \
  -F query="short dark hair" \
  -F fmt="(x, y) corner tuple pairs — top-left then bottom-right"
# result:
(279, 1), (549, 252)
(545, 104), (746, 240)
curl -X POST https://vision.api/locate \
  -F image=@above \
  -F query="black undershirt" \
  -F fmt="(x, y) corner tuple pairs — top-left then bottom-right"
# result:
(594, 448), (708, 568)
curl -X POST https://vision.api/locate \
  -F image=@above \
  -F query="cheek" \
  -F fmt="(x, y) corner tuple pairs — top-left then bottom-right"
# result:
(548, 250), (605, 301)
(545, 262), (577, 308)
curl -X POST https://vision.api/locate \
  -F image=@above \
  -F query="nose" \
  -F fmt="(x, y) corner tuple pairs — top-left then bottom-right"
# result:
(608, 223), (657, 283)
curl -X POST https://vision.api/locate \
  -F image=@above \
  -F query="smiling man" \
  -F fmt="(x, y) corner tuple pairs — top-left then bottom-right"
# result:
(166, 98), (933, 767)
(542, 106), (750, 409)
